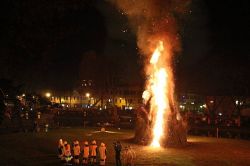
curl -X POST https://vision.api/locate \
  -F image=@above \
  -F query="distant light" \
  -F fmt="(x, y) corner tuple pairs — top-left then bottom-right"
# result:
(218, 112), (222, 116)
(129, 107), (133, 110)
(37, 112), (41, 119)
(235, 100), (239, 105)
(85, 93), (90, 98)
(210, 100), (214, 104)
(22, 94), (25, 97)
(179, 105), (185, 109)
(45, 92), (51, 98)
(191, 102), (194, 105)
(200, 105), (203, 108)
(203, 104), (207, 108)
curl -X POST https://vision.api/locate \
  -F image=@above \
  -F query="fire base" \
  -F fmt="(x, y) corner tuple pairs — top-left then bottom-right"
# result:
(134, 106), (187, 147)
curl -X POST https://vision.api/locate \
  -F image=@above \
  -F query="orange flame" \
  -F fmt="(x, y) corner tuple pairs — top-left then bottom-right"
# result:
(146, 40), (173, 147)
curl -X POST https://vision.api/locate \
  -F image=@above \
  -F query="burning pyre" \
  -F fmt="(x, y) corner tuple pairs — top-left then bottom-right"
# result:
(148, 41), (171, 147)
(110, 0), (190, 147)
(140, 39), (187, 147)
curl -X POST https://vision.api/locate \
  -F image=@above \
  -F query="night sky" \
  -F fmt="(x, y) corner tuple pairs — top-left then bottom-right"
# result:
(1, 0), (250, 95)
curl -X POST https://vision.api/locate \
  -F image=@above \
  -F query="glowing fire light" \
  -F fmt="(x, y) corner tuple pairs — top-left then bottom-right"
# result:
(147, 41), (172, 147)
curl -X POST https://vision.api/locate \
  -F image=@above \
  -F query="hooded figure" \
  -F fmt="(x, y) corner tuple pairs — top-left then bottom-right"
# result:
(73, 140), (81, 165)
(99, 142), (107, 165)
(82, 141), (89, 165)
(90, 140), (98, 164)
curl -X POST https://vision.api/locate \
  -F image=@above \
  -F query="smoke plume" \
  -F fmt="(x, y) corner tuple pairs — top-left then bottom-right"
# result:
(109, 0), (191, 57)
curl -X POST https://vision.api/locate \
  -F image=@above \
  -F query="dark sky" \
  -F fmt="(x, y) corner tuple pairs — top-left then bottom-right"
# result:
(178, 0), (250, 95)
(1, 0), (250, 95)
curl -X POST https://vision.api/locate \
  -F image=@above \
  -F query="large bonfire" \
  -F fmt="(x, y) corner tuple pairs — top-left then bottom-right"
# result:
(136, 39), (187, 147)
(148, 40), (173, 147)
(110, 0), (190, 147)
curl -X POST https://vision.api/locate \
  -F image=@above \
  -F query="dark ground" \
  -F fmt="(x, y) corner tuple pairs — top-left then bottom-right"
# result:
(0, 128), (250, 166)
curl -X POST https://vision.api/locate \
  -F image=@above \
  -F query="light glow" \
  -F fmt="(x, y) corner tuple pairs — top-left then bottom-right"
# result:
(45, 92), (51, 98)
(85, 93), (90, 98)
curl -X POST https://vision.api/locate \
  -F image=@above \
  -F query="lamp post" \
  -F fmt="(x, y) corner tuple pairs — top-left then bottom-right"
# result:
(45, 92), (52, 106)
(83, 93), (90, 128)
(85, 93), (91, 108)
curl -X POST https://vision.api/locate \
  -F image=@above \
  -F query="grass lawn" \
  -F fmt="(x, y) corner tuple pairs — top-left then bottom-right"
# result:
(0, 127), (250, 166)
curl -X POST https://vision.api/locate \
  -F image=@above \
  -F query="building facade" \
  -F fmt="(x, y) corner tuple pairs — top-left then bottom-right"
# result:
(50, 86), (143, 110)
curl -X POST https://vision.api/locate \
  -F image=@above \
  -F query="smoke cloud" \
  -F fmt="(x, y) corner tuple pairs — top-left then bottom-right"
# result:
(108, 0), (191, 57)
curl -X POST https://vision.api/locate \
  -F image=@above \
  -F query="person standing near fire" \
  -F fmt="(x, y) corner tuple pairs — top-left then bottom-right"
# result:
(114, 141), (122, 166)
(123, 146), (136, 166)
(90, 140), (98, 165)
(99, 142), (107, 165)
(82, 141), (90, 165)
(72, 140), (81, 165)
(64, 143), (73, 164)
(57, 139), (64, 160)
(61, 140), (68, 161)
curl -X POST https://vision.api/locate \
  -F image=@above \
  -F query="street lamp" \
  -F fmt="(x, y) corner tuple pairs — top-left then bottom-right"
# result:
(45, 92), (51, 98)
(85, 93), (90, 98)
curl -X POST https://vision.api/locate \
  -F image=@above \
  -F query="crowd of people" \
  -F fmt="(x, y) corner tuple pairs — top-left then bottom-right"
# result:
(57, 139), (136, 166)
